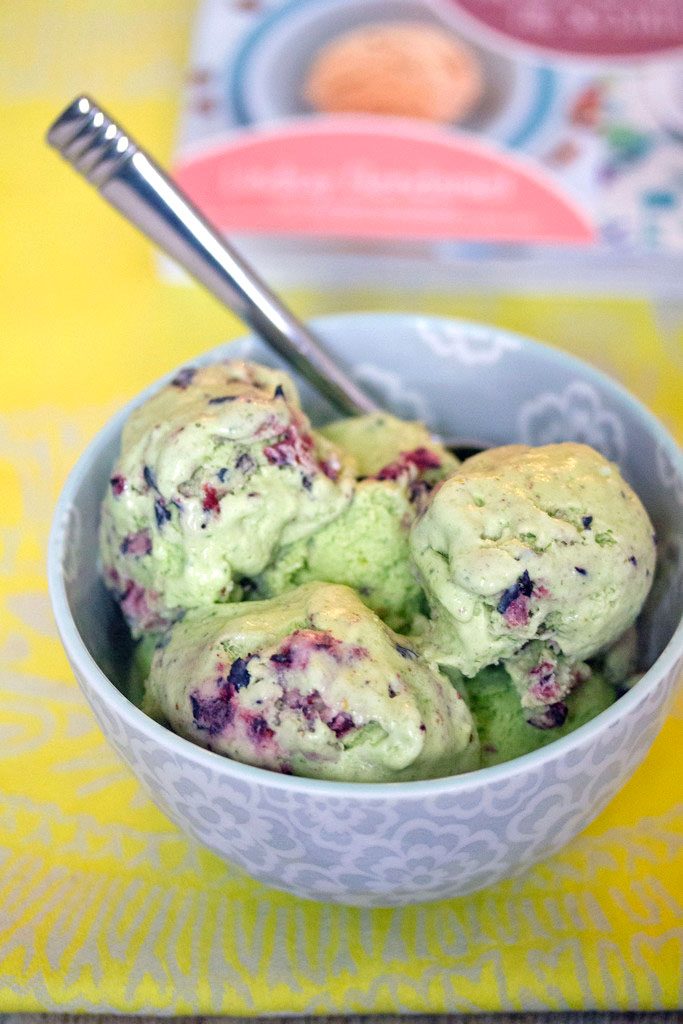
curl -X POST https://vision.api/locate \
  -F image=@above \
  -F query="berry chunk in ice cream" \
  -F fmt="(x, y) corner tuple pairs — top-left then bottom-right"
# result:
(304, 22), (483, 125)
(462, 663), (617, 768)
(503, 640), (592, 715)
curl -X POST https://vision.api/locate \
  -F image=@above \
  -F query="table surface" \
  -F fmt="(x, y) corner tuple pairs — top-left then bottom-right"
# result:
(1, 0), (682, 1015)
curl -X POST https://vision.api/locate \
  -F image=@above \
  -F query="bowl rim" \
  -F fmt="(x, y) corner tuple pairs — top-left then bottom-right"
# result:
(48, 311), (683, 799)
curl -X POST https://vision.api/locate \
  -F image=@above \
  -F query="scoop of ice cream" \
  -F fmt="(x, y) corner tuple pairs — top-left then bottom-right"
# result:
(463, 663), (617, 768)
(504, 640), (592, 715)
(320, 411), (459, 481)
(254, 479), (423, 632)
(144, 582), (478, 782)
(304, 21), (483, 124)
(253, 413), (459, 631)
(410, 443), (656, 679)
(100, 361), (354, 636)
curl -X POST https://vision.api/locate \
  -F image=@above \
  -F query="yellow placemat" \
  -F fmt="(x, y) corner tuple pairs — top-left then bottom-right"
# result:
(1, 2), (682, 1014)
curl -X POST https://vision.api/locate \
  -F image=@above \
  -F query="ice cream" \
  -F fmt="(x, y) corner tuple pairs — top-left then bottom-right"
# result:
(320, 412), (458, 480)
(100, 361), (354, 636)
(254, 413), (458, 631)
(102, 359), (656, 782)
(144, 582), (478, 782)
(503, 640), (592, 714)
(410, 444), (656, 700)
(462, 664), (617, 768)
(304, 22), (483, 124)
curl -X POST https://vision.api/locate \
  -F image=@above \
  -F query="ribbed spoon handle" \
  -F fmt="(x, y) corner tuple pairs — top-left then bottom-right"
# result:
(47, 95), (378, 417)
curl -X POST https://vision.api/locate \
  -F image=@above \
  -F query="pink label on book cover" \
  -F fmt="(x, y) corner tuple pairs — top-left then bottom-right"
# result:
(175, 121), (595, 244)
(445, 0), (683, 57)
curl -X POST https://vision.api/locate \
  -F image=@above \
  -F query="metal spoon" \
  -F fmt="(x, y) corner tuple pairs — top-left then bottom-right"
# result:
(46, 96), (484, 458)
(47, 95), (377, 417)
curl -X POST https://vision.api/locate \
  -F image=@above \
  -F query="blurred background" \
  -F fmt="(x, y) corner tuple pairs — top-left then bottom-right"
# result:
(3, 0), (682, 439)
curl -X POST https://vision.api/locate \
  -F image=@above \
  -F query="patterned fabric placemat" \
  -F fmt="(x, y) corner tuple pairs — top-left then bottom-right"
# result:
(1, 1014), (682, 1023)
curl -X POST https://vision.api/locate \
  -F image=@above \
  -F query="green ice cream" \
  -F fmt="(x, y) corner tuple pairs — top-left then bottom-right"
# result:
(463, 663), (616, 767)
(254, 413), (458, 631)
(254, 480), (423, 631)
(410, 444), (655, 690)
(100, 361), (354, 636)
(320, 412), (458, 480)
(103, 360), (655, 783)
(144, 582), (478, 782)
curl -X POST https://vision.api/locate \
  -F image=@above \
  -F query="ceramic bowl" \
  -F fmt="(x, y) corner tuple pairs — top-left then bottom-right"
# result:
(48, 313), (683, 907)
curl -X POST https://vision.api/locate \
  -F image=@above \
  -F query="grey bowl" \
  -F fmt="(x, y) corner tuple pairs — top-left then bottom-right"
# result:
(48, 313), (683, 906)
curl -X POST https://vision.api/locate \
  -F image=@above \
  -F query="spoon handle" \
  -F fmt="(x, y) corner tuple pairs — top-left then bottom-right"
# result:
(46, 95), (378, 417)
